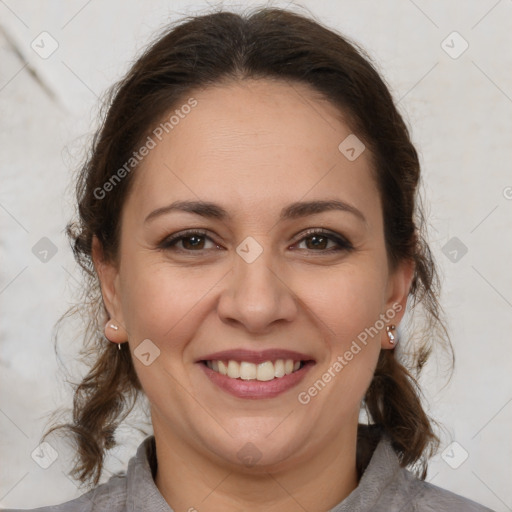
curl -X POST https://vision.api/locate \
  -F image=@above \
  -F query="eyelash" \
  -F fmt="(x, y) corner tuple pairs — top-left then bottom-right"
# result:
(158, 228), (353, 254)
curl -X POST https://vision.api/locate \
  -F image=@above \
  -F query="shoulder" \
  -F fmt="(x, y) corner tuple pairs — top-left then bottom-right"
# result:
(1, 435), (159, 512)
(0, 474), (127, 512)
(352, 433), (496, 512)
(391, 464), (495, 512)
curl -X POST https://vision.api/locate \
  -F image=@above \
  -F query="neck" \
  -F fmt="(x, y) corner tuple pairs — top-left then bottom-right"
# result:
(153, 419), (360, 512)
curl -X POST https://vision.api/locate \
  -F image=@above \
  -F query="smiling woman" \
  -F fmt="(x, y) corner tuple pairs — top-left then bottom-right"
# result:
(2, 6), (495, 512)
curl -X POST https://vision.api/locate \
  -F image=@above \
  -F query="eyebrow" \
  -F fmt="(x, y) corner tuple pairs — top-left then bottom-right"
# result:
(144, 199), (367, 226)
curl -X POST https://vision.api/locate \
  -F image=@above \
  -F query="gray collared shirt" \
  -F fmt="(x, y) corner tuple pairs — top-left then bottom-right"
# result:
(2, 435), (495, 511)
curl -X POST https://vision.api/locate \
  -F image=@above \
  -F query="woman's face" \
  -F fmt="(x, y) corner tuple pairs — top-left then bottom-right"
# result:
(95, 78), (413, 472)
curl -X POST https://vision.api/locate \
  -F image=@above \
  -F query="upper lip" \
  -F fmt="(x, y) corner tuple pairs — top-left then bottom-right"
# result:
(198, 348), (315, 364)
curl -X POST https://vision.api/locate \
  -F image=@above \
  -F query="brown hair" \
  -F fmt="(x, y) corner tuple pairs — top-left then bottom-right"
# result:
(43, 5), (453, 488)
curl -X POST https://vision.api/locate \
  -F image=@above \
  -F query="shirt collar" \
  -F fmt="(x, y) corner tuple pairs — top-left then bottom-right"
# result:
(328, 435), (403, 511)
(125, 435), (173, 512)
(124, 434), (401, 512)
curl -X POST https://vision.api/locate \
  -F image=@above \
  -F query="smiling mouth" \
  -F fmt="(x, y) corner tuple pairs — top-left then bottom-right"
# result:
(201, 359), (310, 381)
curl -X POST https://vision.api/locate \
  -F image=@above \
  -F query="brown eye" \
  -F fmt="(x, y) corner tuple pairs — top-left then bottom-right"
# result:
(294, 229), (353, 253)
(180, 235), (206, 250)
(301, 234), (332, 250)
(159, 230), (219, 251)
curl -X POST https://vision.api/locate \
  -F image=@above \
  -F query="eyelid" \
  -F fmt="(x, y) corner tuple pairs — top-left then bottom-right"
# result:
(157, 227), (353, 252)
(291, 227), (352, 248)
(157, 228), (218, 250)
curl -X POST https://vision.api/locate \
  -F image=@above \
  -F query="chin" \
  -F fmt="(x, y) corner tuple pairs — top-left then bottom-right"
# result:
(201, 425), (312, 473)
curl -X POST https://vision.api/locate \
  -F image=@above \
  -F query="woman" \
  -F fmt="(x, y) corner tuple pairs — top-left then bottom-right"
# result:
(3, 6), (495, 512)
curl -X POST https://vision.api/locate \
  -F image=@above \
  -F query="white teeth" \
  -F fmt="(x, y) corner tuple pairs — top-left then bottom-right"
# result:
(274, 359), (285, 378)
(206, 358), (303, 381)
(227, 360), (240, 379)
(218, 360), (228, 375)
(256, 361), (275, 381)
(240, 361), (256, 380)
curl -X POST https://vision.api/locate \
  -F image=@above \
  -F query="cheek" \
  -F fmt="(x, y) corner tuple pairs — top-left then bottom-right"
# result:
(297, 262), (385, 393)
(294, 261), (386, 338)
(118, 255), (223, 344)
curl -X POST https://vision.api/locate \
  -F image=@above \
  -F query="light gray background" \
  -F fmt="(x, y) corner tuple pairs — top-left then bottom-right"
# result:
(1, 0), (511, 510)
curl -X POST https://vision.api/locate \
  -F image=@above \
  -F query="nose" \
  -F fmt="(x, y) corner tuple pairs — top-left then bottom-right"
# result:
(216, 243), (298, 334)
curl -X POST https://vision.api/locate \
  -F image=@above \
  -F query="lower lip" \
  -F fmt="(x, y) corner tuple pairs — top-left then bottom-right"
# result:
(198, 361), (315, 399)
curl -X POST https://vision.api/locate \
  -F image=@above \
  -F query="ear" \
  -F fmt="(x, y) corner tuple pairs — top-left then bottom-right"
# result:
(381, 257), (415, 348)
(91, 235), (127, 342)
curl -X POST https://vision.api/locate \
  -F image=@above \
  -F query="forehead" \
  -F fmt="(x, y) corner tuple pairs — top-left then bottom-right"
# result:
(125, 78), (380, 225)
